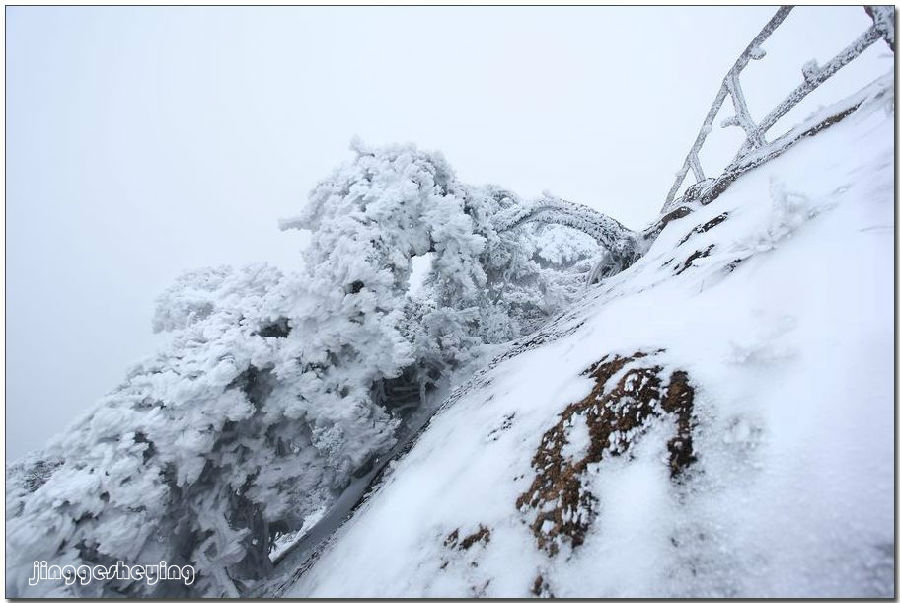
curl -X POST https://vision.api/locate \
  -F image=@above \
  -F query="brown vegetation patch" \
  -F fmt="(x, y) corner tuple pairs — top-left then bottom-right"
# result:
(444, 524), (491, 551)
(516, 351), (696, 556)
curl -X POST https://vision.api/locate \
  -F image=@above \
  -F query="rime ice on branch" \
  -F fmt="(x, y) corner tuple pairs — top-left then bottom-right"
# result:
(7, 142), (629, 597)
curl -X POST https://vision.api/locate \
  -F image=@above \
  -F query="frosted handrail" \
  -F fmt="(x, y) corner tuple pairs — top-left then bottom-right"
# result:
(661, 6), (894, 214)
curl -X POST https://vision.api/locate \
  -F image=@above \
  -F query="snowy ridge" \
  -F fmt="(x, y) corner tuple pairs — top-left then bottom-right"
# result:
(280, 72), (894, 598)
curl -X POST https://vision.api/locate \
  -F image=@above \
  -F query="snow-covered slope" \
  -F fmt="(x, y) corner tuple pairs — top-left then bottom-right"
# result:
(280, 77), (894, 598)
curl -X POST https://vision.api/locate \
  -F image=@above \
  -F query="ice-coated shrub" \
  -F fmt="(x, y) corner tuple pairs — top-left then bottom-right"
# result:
(7, 142), (629, 596)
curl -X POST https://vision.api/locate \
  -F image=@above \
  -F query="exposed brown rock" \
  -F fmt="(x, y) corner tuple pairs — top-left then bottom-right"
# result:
(460, 525), (491, 550)
(516, 351), (696, 556)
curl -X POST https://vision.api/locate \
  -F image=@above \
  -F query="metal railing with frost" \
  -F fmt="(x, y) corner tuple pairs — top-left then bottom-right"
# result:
(660, 5), (895, 214)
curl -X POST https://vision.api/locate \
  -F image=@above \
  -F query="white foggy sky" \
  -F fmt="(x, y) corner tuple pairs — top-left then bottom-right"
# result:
(6, 6), (890, 460)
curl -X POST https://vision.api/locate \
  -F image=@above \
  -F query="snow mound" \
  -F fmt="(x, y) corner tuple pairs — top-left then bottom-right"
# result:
(283, 74), (894, 598)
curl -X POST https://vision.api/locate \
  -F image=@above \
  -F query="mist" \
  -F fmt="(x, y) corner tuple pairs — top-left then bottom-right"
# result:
(6, 5), (889, 460)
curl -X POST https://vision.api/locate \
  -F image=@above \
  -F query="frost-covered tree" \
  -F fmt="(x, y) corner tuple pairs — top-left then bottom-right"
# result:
(7, 141), (638, 597)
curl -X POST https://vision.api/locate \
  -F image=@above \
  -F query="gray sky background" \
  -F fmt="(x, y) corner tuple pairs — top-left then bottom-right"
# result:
(7, 6), (890, 461)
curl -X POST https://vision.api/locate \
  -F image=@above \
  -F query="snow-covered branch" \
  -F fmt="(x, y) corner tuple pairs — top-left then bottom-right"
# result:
(493, 195), (644, 279)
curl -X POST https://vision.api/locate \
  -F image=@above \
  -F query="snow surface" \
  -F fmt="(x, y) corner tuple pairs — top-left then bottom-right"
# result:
(281, 75), (894, 598)
(268, 507), (325, 563)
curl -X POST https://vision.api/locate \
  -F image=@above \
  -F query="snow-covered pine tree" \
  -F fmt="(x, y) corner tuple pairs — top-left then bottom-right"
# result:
(7, 141), (637, 597)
